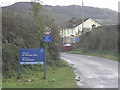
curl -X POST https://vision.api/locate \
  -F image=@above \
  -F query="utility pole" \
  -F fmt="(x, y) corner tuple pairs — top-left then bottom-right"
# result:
(82, 0), (84, 35)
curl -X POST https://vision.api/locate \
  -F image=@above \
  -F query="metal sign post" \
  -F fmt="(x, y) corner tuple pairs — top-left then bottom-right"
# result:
(43, 42), (51, 80)
(18, 52), (20, 79)
(43, 49), (46, 79)
(43, 27), (52, 79)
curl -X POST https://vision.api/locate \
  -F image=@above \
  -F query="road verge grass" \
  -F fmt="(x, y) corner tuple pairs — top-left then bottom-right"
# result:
(70, 48), (118, 61)
(2, 60), (76, 88)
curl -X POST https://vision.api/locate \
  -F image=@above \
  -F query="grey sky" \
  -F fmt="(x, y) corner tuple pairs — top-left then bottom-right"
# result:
(0, 0), (119, 12)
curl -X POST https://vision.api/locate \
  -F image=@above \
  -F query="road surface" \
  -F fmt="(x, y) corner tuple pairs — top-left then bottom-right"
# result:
(60, 53), (119, 88)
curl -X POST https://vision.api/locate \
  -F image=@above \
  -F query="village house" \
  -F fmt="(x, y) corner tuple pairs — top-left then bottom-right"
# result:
(60, 17), (101, 44)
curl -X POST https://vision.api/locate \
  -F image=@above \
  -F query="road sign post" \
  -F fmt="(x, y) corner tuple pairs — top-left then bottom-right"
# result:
(42, 27), (53, 79)
(18, 53), (20, 79)
(43, 49), (46, 79)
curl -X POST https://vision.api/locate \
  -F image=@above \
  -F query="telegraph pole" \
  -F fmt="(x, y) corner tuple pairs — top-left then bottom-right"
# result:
(82, 0), (84, 35)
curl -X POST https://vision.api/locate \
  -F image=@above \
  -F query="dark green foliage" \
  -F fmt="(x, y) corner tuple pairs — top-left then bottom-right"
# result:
(2, 3), (60, 78)
(79, 25), (118, 54)
(2, 10), (39, 78)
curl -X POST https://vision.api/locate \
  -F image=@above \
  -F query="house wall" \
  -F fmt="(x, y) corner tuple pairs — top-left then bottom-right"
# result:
(76, 18), (101, 32)
(83, 18), (101, 29)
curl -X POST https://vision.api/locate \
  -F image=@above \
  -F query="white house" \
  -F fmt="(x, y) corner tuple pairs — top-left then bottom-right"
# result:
(60, 18), (101, 44)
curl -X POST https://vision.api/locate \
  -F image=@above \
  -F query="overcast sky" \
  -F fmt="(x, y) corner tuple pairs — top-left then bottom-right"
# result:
(0, 0), (119, 12)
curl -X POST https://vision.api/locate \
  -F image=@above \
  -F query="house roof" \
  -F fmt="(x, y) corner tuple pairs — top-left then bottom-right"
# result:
(61, 17), (89, 29)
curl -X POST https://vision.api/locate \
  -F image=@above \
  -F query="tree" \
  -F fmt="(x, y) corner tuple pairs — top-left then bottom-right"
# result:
(30, 0), (60, 61)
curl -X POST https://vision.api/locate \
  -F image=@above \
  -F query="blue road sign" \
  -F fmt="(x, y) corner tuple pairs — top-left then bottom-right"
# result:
(19, 49), (45, 64)
(42, 35), (52, 42)
(76, 38), (80, 42)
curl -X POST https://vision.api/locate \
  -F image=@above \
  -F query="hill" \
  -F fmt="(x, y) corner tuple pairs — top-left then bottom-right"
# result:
(3, 2), (118, 27)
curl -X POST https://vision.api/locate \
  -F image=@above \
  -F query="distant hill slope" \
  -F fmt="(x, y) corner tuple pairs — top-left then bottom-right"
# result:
(3, 2), (118, 27)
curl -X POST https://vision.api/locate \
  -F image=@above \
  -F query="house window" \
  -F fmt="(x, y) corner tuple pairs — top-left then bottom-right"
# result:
(92, 24), (96, 29)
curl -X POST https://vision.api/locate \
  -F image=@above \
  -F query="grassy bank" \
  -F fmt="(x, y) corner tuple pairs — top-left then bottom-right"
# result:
(70, 48), (118, 61)
(2, 60), (76, 88)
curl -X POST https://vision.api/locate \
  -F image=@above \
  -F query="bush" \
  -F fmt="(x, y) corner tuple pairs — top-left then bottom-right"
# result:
(79, 25), (118, 53)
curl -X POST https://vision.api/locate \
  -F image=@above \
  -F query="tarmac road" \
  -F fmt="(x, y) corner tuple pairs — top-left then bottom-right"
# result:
(60, 53), (119, 88)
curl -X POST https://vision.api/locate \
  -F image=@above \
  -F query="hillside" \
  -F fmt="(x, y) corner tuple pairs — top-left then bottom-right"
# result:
(3, 2), (118, 26)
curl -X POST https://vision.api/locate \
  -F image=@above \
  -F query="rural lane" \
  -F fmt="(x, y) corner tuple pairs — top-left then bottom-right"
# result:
(60, 53), (119, 88)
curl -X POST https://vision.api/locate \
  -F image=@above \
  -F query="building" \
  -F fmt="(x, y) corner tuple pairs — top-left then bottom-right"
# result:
(60, 17), (101, 44)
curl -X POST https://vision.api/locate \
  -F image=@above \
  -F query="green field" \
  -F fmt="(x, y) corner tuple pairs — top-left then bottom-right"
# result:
(2, 60), (76, 88)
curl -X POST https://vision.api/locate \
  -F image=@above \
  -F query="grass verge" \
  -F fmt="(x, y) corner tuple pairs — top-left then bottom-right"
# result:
(2, 60), (76, 88)
(70, 48), (118, 61)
